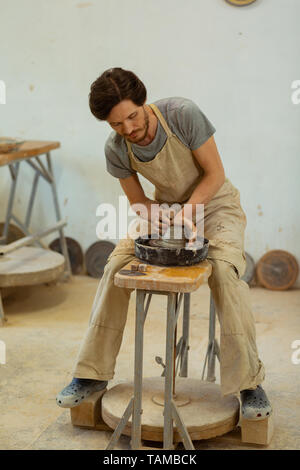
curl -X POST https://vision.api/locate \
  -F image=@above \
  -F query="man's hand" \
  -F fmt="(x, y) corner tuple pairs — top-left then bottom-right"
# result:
(131, 200), (198, 245)
(171, 210), (197, 245)
(131, 199), (171, 235)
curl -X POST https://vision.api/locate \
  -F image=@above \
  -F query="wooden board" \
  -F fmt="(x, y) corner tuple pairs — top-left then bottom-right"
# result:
(0, 246), (65, 287)
(241, 415), (274, 445)
(114, 258), (212, 293)
(0, 139), (60, 166)
(102, 377), (240, 442)
(70, 389), (112, 431)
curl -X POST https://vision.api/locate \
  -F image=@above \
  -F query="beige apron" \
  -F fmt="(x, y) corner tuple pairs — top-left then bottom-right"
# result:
(108, 103), (247, 279)
(73, 103), (265, 395)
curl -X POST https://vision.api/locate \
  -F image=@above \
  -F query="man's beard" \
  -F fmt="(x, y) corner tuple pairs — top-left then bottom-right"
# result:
(127, 106), (149, 143)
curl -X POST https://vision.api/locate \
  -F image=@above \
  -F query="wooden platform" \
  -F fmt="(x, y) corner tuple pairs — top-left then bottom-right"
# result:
(114, 258), (212, 293)
(0, 246), (65, 287)
(241, 414), (274, 445)
(70, 382), (275, 447)
(101, 377), (240, 442)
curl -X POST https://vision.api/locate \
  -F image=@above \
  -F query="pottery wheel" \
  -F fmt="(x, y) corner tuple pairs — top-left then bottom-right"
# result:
(135, 236), (209, 267)
(150, 225), (187, 249)
(102, 377), (240, 442)
(148, 238), (186, 249)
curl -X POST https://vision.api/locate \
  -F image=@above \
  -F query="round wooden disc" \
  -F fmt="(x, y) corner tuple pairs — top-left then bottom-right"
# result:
(49, 237), (83, 275)
(152, 391), (190, 407)
(241, 252), (255, 284)
(102, 377), (240, 442)
(85, 241), (116, 278)
(225, 0), (257, 6)
(0, 223), (26, 244)
(0, 246), (65, 287)
(256, 250), (299, 291)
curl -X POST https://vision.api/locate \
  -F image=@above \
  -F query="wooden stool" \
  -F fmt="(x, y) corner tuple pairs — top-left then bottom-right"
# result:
(102, 258), (241, 450)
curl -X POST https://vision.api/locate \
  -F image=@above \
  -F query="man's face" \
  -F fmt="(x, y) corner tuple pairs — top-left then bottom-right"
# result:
(107, 99), (149, 143)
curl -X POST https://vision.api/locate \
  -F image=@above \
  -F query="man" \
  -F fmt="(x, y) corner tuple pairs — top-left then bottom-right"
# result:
(56, 67), (272, 420)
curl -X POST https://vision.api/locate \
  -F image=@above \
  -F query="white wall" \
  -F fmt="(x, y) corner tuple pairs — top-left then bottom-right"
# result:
(0, 0), (299, 284)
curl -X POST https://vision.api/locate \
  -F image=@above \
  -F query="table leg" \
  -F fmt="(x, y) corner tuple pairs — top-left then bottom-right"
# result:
(25, 171), (39, 229)
(1, 162), (20, 244)
(46, 152), (72, 278)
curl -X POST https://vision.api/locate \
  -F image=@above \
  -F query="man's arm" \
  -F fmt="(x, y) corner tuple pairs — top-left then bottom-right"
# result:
(182, 135), (225, 217)
(119, 135), (224, 206)
(119, 174), (170, 232)
(119, 173), (149, 206)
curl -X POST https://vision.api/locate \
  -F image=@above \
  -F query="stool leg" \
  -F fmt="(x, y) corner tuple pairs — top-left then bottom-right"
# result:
(202, 292), (220, 382)
(164, 292), (176, 449)
(207, 292), (217, 382)
(106, 398), (134, 450)
(106, 289), (151, 450)
(131, 290), (146, 449)
(180, 293), (190, 377)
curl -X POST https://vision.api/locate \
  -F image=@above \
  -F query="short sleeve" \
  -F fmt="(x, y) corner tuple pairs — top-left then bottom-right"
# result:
(177, 99), (216, 151)
(104, 138), (136, 179)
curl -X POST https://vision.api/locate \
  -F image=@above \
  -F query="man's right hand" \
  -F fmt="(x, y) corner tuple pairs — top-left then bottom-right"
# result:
(132, 199), (172, 236)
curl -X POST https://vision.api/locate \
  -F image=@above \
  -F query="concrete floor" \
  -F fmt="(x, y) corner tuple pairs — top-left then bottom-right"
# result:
(0, 275), (299, 450)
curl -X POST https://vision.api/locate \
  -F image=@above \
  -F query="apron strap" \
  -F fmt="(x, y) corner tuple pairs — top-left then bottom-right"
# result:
(148, 103), (173, 138)
(125, 138), (133, 156)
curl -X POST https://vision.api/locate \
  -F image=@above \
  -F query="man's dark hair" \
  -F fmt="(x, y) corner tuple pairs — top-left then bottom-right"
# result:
(89, 67), (147, 120)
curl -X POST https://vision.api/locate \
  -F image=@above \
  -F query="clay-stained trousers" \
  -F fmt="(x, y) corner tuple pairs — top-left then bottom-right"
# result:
(72, 249), (265, 396)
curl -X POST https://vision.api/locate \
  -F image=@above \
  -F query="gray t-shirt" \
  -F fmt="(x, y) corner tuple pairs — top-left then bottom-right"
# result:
(104, 97), (216, 179)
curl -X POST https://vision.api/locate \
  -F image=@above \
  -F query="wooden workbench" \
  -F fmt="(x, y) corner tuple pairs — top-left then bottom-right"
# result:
(0, 140), (60, 166)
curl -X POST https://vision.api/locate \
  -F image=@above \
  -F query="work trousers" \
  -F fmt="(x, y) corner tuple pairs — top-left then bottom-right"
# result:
(73, 251), (265, 396)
